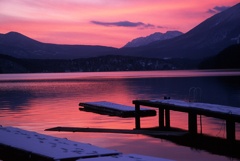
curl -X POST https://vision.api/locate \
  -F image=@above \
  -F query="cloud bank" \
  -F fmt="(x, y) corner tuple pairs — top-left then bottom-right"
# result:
(207, 5), (230, 14)
(91, 20), (162, 29)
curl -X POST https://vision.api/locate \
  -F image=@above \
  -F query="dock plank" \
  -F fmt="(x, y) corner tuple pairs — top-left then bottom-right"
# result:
(79, 101), (156, 117)
(45, 127), (186, 136)
(77, 154), (175, 161)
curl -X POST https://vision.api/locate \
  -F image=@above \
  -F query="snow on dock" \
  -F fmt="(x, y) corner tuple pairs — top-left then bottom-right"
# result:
(0, 126), (175, 161)
(77, 154), (174, 161)
(151, 99), (240, 116)
(79, 101), (156, 117)
(0, 126), (119, 160)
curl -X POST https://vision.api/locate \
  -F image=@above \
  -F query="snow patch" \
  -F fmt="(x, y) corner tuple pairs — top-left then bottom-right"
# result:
(0, 126), (119, 160)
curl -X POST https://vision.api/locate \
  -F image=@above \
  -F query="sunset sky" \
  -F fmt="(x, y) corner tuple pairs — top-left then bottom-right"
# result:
(0, 0), (239, 48)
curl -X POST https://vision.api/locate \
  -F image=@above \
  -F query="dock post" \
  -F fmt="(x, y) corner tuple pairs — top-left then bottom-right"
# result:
(226, 118), (235, 141)
(165, 109), (170, 128)
(188, 112), (197, 134)
(135, 104), (141, 129)
(159, 108), (165, 128)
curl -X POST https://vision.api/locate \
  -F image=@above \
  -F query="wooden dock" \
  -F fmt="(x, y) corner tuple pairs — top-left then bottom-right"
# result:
(133, 99), (240, 141)
(79, 101), (156, 117)
(0, 126), (175, 161)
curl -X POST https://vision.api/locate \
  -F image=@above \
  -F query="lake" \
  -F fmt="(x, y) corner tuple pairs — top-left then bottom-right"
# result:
(1, 70), (240, 161)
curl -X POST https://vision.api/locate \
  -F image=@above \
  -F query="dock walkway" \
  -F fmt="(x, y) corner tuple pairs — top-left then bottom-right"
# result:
(133, 99), (240, 141)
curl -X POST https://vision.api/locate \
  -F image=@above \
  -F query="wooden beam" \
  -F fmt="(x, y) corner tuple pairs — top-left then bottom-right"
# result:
(188, 112), (197, 134)
(45, 127), (186, 136)
(135, 104), (141, 129)
(226, 118), (235, 141)
(165, 109), (170, 128)
(159, 108), (165, 128)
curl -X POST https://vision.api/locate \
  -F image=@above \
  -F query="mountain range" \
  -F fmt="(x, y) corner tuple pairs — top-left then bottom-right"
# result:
(0, 3), (240, 60)
(123, 31), (183, 48)
(117, 3), (240, 59)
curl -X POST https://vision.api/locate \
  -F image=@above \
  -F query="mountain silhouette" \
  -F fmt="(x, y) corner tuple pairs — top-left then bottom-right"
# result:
(123, 31), (183, 48)
(0, 32), (117, 59)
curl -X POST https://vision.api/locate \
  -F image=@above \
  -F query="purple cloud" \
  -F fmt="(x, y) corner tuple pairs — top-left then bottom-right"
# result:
(207, 9), (216, 14)
(207, 5), (230, 14)
(91, 20), (161, 29)
(214, 6), (230, 12)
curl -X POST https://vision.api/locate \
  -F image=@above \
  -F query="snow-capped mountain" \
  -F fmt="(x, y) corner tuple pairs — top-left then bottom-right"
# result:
(118, 3), (240, 59)
(123, 31), (183, 48)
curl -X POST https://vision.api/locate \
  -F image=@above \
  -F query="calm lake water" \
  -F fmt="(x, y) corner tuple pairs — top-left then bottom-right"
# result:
(1, 70), (240, 161)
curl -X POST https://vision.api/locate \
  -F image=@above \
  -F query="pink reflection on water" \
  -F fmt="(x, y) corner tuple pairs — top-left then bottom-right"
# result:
(1, 71), (240, 161)
(1, 70), (240, 81)
(1, 76), (240, 140)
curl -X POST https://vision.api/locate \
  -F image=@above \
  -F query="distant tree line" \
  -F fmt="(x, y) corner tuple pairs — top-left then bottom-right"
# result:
(199, 44), (240, 69)
(1, 44), (239, 74)
(0, 54), (197, 73)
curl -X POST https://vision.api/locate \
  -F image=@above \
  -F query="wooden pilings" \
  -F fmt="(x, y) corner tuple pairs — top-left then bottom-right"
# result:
(134, 104), (197, 134)
(135, 104), (171, 130)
